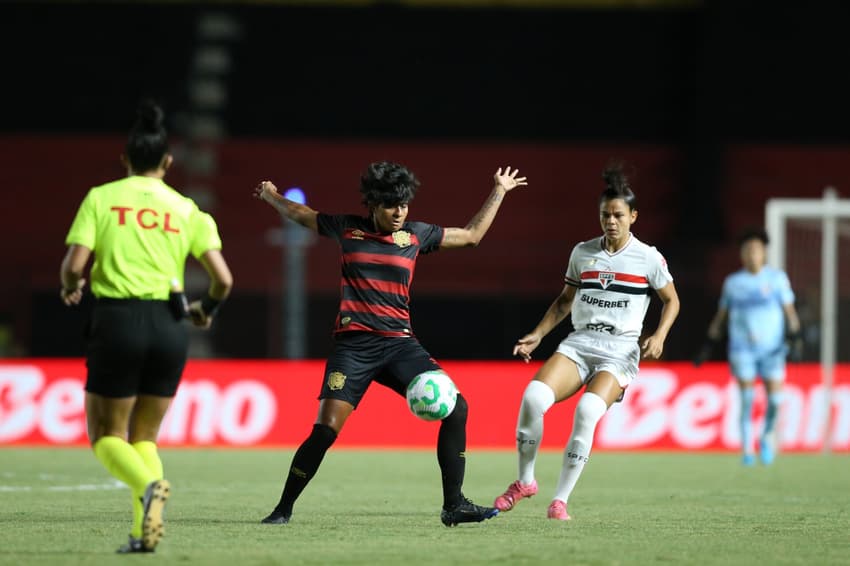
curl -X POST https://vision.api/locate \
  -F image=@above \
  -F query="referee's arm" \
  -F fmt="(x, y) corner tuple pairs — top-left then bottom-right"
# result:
(199, 249), (233, 301)
(60, 244), (91, 305)
(188, 249), (234, 328)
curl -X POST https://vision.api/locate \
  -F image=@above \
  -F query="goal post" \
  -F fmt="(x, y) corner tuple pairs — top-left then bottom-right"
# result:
(765, 187), (850, 451)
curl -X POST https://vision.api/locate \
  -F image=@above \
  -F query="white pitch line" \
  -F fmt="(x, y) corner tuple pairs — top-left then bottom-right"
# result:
(0, 479), (125, 492)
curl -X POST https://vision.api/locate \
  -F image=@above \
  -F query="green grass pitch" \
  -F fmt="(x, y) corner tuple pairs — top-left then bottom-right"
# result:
(0, 448), (847, 565)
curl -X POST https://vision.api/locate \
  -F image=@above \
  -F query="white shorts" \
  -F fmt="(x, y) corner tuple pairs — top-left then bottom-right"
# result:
(555, 330), (640, 391)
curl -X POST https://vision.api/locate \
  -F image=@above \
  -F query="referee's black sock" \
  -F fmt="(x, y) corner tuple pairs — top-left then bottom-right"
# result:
(275, 423), (337, 515)
(437, 393), (468, 509)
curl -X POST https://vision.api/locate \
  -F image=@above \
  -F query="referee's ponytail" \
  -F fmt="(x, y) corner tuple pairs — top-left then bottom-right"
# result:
(126, 99), (169, 173)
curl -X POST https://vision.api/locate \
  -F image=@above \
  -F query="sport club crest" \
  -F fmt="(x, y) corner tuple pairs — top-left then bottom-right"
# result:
(327, 371), (346, 391)
(392, 230), (412, 248)
(599, 272), (615, 288)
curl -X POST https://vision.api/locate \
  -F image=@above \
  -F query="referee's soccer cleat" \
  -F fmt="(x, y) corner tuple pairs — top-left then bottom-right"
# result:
(261, 508), (292, 525)
(142, 479), (171, 551)
(440, 496), (499, 527)
(116, 535), (154, 554)
(494, 479), (538, 512)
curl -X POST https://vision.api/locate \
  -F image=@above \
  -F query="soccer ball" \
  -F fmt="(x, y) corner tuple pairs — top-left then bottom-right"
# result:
(406, 370), (458, 421)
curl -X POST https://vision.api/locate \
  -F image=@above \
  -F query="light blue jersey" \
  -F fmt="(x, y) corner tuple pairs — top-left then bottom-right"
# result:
(720, 266), (794, 355)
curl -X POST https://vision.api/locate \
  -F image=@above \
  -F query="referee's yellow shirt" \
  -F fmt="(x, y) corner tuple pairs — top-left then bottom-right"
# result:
(65, 176), (222, 300)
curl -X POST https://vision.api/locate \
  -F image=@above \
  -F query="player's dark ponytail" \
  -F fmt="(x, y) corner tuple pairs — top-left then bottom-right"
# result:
(600, 160), (637, 211)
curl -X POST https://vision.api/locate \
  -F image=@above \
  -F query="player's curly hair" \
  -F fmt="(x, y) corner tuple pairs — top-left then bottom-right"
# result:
(126, 99), (169, 173)
(359, 161), (420, 208)
(599, 160), (638, 211)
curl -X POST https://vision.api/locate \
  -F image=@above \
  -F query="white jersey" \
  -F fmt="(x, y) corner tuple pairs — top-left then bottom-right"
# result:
(564, 234), (673, 339)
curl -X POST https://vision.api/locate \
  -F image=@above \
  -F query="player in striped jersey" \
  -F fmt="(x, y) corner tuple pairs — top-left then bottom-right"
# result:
(494, 161), (680, 521)
(253, 161), (527, 526)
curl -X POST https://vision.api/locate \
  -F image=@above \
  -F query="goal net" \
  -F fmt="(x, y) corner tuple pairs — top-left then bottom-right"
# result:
(766, 187), (850, 451)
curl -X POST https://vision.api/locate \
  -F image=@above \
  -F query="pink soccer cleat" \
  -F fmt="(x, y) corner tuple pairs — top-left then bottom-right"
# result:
(547, 499), (571, 521)
(494, 480), (538, 511)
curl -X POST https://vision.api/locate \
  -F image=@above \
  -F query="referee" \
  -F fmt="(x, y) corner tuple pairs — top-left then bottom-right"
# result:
(59, 100), (233, 553)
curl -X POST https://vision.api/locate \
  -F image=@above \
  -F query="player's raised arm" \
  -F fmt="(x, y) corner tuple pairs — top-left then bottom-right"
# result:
(253, 180), (319, 231)
(440, 166), (528, 249)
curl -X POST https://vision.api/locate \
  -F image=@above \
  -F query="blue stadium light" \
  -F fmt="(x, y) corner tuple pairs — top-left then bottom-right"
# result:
(284, 187), (306, 205)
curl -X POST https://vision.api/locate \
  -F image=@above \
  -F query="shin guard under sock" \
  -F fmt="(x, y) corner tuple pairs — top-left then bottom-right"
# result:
(438, 394), (469, 508)
(276, 424), (337, 514)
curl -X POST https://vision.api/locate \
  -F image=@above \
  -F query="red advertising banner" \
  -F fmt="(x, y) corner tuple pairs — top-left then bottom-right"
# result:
(1, 359), (847, 451)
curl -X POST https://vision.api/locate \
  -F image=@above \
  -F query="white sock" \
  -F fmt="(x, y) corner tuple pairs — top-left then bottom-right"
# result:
(552, 392), (608, 504)
(516, 380), (556, 484)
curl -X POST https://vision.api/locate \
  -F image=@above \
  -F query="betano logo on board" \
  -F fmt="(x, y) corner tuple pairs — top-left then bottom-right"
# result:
(0, 360), (847, 450)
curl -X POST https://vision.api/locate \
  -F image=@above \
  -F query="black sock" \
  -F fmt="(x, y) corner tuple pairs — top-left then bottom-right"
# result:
(437, 393), (468, 509)
(275, 423), (337, 514)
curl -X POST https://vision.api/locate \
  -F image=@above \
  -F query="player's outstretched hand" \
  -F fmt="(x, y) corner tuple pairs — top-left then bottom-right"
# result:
(494, 167), (528, 193)
(513, 332), (541, 363)
(253, 180), (282, 205)
(60, 278), (86, 306)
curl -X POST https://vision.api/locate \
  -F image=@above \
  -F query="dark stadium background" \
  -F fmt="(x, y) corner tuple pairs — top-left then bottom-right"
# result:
(2, 1), (849, 361)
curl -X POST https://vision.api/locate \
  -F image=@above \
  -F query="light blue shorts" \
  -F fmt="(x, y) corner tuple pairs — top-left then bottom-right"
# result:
(729, 347), (786, 382)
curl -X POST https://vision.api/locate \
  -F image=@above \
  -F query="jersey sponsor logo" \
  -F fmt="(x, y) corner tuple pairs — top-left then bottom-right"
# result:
(392, 230), (412, 248)
(327, 371), (346, 391)
(110, 206), (179, 233)
(350, 229), (365, 240)
(586, 322), (615, 333)
(580, 294), (631, 309)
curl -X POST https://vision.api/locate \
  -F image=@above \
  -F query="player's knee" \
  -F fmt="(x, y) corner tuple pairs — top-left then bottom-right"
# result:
(444, 393), (468, 424)
(310, 423), (338, 450)
(574, 392), (608, 430)
(522, 380), (556, 417)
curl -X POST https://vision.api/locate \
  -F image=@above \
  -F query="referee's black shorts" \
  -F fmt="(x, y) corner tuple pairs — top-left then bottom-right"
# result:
(85, 298), (189, 398)
(319, 331), (443, 408)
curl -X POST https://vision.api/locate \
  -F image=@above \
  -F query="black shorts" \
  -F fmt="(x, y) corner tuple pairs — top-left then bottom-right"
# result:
(85, 298), (188, 398)
(320, 331), (442, 407)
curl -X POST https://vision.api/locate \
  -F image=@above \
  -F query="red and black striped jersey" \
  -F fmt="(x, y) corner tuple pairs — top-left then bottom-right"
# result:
(317, 213), (445, 337)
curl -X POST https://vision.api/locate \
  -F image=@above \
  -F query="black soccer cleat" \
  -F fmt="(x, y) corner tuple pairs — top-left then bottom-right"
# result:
(261, 508), (292, 525)
(116, 535), (154, 554)
(141, 479), (171, 551)
(440, 496), (499, 527)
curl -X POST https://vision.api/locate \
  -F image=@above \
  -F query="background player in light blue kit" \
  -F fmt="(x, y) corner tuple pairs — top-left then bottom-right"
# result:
(701, 228), (802, 465)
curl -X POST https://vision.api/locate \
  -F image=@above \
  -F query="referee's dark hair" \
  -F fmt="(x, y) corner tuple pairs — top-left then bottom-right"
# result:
(360, 161), (420, 208)
(126, 99), (168, 173)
